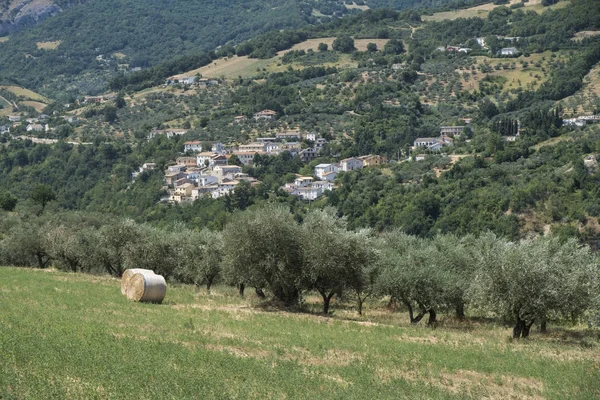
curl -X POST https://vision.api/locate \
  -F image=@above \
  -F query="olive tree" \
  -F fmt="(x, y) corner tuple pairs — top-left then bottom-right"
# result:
(45, 225), (95, 273)
(471, 234), (599, 338)
(429, 234), (477, 319)
(123, 224), (178, 280)
(223, 204), (303, 305)
(91, 219), (141, 277)
(301, 208), (378, 314)
(176, 228), (223, 293)
(0, 221), (52, 269)
(377, 231), (450, 325)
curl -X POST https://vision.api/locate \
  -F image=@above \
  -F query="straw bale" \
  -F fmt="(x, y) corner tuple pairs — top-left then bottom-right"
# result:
(126, 272), (167, 303)
(121, 269), (155, 295)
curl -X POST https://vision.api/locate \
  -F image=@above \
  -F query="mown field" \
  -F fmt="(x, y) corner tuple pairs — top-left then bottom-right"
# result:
(422, 0), (570, 22)
(1, 267), (599, 399)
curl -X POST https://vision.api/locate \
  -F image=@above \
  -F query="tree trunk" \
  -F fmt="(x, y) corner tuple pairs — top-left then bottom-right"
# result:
(357, 297), (364, 316)
(539, 316), (547, 333)
(320, 291), (335, 314)
(405, 300), (414, 322)
(522, 320), (535, 338)
(513, 319), (524, 339)
(412, 311), (426, 324)
(238, 283), (245, 296)
(455, 302), (465, 320)
(513, 318), (535, 338)
(206, 279), (212, 294)
(255, 288), (266, 298)
(428, 309), (437, 325)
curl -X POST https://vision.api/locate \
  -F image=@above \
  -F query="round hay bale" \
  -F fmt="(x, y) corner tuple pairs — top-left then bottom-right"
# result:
(126, 272), (167, 303)
(121, 269), (155, 295)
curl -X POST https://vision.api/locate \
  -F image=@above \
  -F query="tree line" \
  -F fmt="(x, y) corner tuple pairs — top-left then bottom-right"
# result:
(1, 204), (598, 339)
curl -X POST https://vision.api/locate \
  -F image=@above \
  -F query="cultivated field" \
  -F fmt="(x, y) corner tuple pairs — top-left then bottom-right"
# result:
(1, 267), (599, 399)
(187, 38), (388, 79)
(460, 51), (567, 94)
(0, 85), (49, 102)
(423, 0), (570, 22)
(559, 62), (600, 115)
(36, 40), (62, 50)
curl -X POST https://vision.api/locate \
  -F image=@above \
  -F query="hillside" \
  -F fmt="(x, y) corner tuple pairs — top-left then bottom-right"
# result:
(0, 0), (461, 95)
(0, 0), (86, 35)
(1, 267), (599, 399)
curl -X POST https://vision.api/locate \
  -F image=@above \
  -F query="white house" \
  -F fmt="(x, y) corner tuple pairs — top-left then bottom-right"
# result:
(148, 129), (188, 139)
(304, 132), (317, 142)
(214, 165), (243, 182)
(211, 142), (225, 154)
(196, 152), (218, 168)
(238, 142), (266, 153)
(500, 47), (518, 56)
(314, 164), (335, 180)
(266, 142), (282, 154)
(191, 185), (219, 200)
(292, 176), (313, 188)
(184, 141), (203, 153)
(414, 138), (441, 148)
(440, 126), (466, 136)
(8, 115), (21, 122)
(26, 124), (45, 132)
(253, 109), (277, 120)
(276, 131), (301, 140)
(293, 186), (322, 201)
(340, 157), (363, 172)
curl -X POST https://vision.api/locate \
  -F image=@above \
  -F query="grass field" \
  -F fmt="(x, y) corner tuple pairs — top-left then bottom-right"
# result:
(36, 40), (62, 50)
(21, 100), (48, 112)
(423, 0), (570, 22)
(1, 267), (599, 399)
(458, 51), (567, 94)
(0, 85), (49, 103)
(188, 38), (387, 79)
(559, 62), (600, 115)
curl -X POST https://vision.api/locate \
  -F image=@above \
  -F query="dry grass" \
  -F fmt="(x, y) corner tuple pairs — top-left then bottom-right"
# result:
(559, 62), (600, 115)
(0, 85), (49, 102)
(36, 40), (62, 50)
(344, 2), (370, 10)
(175, 38), (387, 79)
(572, 31), (600, 42)
(458, 51), (566, 95)
(113, 52), (127, 59)
(423, 0), (569, 22)
(21, 100), (47, 112)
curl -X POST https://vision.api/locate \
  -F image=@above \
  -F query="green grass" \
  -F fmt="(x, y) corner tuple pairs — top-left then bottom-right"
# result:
(1, 267), (599, 399)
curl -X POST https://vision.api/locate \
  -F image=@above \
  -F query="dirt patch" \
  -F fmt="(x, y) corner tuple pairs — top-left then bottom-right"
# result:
(36, 40), (61, 50)
(377, 367), (545, 399)
(205, 343), (272, 359)
(572, 31), (600, 42)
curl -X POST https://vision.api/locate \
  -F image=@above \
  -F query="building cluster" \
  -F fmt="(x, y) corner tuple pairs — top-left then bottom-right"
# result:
(438, 36), (520, 56)
(563, 115), (600, 127)
(143, 129), (332, 203)
(165, 76), (219, 88)
(234, 109), (279, 123)
(282, 155), (386, 201)
(2, 114), (53, 134)
(413, 125), (469, 152)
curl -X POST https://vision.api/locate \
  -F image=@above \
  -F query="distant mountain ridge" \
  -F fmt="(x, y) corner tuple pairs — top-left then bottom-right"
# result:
(0, 0), (85, 35)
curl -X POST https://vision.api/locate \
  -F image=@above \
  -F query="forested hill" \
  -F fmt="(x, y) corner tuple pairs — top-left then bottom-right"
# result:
(0, 0), (458, 96)
(0, 0), (316, 94)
